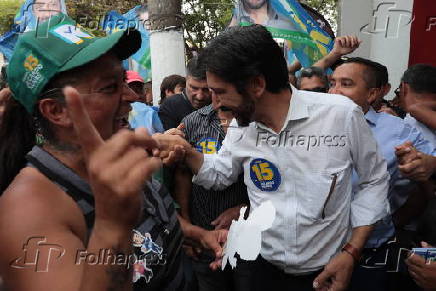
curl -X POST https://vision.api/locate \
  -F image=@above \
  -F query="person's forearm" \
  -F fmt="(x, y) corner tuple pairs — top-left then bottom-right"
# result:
(185, 147), (204, 175)
(288, 60), (302, 74)
(313, 51), (342, 70)
(174, 166), (193, 221)
(178, 214), (205, 247)
(349, 225), (374, 251)
(80, 221), (133, 291)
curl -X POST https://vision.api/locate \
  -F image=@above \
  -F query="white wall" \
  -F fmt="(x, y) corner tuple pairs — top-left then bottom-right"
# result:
(150, 30), (186, 105)
(340, 0), (414, 98)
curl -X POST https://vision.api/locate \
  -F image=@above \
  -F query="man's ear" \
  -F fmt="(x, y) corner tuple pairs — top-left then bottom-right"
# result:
(382, 83), (392, 97)
(247, 76), (266, 99)
(38, 98), (71, 128)
(367, 88), (380, 105)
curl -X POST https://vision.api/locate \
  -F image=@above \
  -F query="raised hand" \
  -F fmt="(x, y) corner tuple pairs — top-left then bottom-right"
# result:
(332, 36), (361, 57)
(65, 86), (162, 229)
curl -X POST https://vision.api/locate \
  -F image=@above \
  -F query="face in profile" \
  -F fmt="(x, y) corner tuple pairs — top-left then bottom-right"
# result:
(32, 0), (62, 22)
(242, 0), (267, 10)
(206, 72), (255, 127)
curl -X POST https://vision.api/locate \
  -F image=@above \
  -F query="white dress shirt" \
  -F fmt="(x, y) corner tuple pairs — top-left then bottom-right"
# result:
(193, 87), (390, 274)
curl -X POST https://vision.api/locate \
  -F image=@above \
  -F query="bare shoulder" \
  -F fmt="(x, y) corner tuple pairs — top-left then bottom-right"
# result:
(0, 167), (88, 290)
(0, 167), (86, 236)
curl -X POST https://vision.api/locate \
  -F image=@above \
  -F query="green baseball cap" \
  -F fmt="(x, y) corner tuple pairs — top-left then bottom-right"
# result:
(7, 13), (141, 113)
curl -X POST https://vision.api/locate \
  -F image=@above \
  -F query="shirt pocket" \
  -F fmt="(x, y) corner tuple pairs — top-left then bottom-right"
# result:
(296, 169), (347, 222)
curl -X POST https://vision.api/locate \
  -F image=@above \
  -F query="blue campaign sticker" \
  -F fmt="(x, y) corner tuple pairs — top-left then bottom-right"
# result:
(249, 158), (281, 192)
(195, 138), (221, 154)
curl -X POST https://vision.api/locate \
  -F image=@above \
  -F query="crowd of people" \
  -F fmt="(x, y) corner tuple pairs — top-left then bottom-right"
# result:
(0, 12), (435, 291)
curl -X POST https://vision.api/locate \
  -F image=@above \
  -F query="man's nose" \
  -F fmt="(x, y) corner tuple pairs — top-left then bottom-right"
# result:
(122, 83), (138, 103)
(328, 84), (340, 95)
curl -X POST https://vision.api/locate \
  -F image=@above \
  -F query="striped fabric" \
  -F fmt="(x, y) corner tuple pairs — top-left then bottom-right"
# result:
(182, 105), (249, 230)
(26, 146), (185, 291)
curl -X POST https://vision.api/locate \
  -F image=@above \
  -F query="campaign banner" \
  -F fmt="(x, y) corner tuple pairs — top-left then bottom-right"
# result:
(103, 5), (151, 81)
(230, 0), (334, 67)
(0, 0), (67, 61)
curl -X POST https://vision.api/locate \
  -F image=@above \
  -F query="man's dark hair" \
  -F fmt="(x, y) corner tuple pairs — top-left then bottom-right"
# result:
(186, 56), (206, 80)
(160, 74), (186, 99)
(296, 66), (329, 89)
(198, 25), (289, 94)
(343, 57), (388, 88)
(401, 64), (436, 94)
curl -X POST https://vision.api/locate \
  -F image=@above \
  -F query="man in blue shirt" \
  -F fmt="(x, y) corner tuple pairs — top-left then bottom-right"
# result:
(126, 70), (164, 134)
(329, 57), (434, 291)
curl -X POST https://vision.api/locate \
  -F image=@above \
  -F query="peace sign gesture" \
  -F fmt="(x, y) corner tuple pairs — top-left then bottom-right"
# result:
(65, 86), (162, 229)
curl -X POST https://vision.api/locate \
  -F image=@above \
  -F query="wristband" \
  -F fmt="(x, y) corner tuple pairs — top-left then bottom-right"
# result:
(342, 243), (361, 262)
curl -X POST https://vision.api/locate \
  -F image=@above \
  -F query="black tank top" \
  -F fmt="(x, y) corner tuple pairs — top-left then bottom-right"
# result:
(26, 146), (186, 290)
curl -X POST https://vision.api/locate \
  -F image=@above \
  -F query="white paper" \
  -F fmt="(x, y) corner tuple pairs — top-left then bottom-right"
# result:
(221, 200), (276, 270)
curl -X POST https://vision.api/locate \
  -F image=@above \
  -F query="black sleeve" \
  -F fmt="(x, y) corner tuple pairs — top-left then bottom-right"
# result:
(158, 100), (179, 131)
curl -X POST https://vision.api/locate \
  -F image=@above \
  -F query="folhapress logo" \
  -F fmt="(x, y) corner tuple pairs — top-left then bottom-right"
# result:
(360, 2), (414, 39)
(10, 236), (65, 272)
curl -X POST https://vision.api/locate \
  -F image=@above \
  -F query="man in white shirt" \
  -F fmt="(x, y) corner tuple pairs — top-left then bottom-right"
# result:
(158, 25), (389, 291)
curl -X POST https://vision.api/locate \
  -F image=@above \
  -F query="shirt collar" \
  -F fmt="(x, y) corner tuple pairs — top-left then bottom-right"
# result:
(287, 85), (310, 121)
(365, 107), (379, 126)
(255, 85), (309, 132)
(197, 104), (214, 115)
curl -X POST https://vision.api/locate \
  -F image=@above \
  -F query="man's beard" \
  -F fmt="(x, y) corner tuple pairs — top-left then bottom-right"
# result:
(233, 92), (255, 127)
(242, 0), (267, 10)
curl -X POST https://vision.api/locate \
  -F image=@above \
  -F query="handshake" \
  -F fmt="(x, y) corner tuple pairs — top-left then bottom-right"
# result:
(151, 124), (193, 166)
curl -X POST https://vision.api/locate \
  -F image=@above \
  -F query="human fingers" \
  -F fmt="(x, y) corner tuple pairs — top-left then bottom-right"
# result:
(95, 128), (159, 164)
(125, 155), (162, 192)
(399, 159), (421, 175)
(350, 36), (360, 48)
(421, 241), (433, 248)
(164, 128), (185, 138)
(64, 86), (103, 156)
(406, 253), (426, 269)
(313, 269), (333, 290)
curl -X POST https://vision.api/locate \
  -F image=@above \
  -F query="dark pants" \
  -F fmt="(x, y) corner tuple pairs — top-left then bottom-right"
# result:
(192, 258), (252, 291)
(248, 256), (321, 291)
(349, 239), (421, 291)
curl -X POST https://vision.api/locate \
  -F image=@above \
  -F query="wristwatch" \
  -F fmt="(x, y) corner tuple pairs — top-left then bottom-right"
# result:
(342, 243), (361, 262)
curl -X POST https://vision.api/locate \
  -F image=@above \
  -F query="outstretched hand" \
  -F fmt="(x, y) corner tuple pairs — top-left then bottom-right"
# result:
(65, 86), (162, 229)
